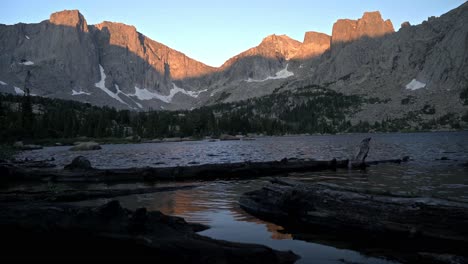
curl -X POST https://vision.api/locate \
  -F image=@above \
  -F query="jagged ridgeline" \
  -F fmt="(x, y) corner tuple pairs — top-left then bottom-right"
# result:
(1, 85), (466, 142)
(1, 2), (467, 129)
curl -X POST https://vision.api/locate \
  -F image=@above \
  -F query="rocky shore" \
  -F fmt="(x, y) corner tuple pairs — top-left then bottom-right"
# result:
(0, 200), (298, 263)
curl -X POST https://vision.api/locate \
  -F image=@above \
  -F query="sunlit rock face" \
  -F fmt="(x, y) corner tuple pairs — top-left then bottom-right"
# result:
(49, 9), (89, 32)
(331, 11), (394, 45)
(294, 31), (331, 59)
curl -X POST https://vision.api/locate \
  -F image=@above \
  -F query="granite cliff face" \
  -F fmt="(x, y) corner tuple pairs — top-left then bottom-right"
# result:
(0, 10), (216, 110)
(331, 11), (394, 45)
(0, 3), (467, 125)
(295, 31), (331, 59)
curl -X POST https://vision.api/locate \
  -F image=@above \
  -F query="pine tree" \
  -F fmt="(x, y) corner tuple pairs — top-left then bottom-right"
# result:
(21, 71), (34, 138)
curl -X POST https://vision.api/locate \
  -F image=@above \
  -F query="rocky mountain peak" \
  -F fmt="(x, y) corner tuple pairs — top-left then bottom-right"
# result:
(331, 11), (394, 45)
(294, 31), (331, 59)
(303, 31), (331, 45)
(94, 21), (141, 52)
(257, 34), (302, 59)
(49, 10), (88, 32)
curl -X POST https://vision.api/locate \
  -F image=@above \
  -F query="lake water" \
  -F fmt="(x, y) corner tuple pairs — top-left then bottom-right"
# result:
(12, 131), (468, 263)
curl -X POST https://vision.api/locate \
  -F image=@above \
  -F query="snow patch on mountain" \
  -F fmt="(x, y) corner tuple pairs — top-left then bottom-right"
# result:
(0, 81), (7, 85)
(130, 84), (207, 103)
(246, 64), (294, 82)
(14, 86), (25, 95)
(72, 89), (91, 95)
(19, 61), (34, 66)
(405, 79), (426, 90)
(94, 65), (129, 107)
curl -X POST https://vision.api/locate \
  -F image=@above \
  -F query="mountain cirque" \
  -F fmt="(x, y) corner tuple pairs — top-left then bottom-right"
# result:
(0, 3), (467, 125)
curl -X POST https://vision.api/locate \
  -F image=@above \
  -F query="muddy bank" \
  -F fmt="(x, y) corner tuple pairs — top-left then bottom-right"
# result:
(0, 200), (298, 263)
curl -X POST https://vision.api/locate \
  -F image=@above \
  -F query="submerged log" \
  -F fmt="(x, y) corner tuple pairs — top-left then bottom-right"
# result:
(239, 180), (468, 243)
(0, 185), (197, 203)
(0, 155), (409, 183)
(0, 201), (298, 263)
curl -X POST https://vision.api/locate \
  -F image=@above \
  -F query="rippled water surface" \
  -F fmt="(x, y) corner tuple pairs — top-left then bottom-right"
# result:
(13, 132), (468, 263)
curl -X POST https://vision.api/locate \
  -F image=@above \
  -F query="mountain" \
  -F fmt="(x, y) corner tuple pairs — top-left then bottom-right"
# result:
(0, 3), (467, 129)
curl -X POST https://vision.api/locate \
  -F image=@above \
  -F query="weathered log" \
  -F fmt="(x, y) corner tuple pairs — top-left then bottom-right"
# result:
(9, 157), (56, 168)
(239, 180), (468, 263)
(0, 185), (197, 203)
(0, 156), (409, 183)
(349, 137), (371, 169)
(239, 181), (468, 243)
(0, 158), (349, 182)
(0, 201), (298, 263)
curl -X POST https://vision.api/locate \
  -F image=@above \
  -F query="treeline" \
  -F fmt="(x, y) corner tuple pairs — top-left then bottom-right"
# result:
(0, 85), (466, 143)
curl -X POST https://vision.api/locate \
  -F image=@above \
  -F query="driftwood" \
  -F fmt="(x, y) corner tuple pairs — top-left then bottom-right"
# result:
(240, 179), (468, 242)
(0, 200), (297, 263)
(239, 180), (468, 263)
(0, 156), (409, 183)
(0, 185), (197, 203)
(349, 137), (371, 168)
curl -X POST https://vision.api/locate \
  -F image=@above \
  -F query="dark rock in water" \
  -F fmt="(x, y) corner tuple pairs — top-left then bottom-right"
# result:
(0, 201), (298, 263)
(220, 134), (241, 141)
(69, 142), (101, 151)
(64, 156), (92, 170)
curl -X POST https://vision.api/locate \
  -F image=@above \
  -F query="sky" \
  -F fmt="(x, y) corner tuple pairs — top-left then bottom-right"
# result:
(1, 0), (466, 67)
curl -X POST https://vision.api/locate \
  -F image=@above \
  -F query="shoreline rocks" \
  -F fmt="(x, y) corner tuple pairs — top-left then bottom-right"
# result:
(13, 141), (43, 150)
(69, 141), (101, 151)
(0, 201), (298, 263)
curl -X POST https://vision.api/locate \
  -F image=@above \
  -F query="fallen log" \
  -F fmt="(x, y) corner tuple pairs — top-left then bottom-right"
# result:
(239, 180), (468, 263)
(240, 180), (468, 242)
(0, 155), (408, 183)
(0, 185), (197, 203)
(0, 200), (298, 263)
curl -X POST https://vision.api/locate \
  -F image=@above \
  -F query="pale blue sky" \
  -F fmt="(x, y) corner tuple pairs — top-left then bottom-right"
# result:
(1, 0), (465, 67)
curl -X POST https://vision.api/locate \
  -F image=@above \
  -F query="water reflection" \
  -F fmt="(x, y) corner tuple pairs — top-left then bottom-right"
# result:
(69, 179), (398, 264)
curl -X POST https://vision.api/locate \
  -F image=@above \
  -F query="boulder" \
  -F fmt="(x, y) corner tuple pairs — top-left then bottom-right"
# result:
(219, 134), (241, 141)
(69, 142), (101, 151)
(13, 141), (42, 150)
(13, 141), (23, 148)
(64, 156), (92, 170)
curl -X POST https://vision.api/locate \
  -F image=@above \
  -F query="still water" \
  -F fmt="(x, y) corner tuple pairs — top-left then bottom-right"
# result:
(14, 132), (468, 263)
